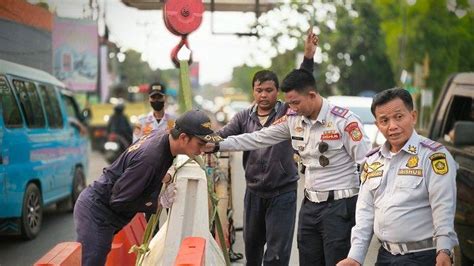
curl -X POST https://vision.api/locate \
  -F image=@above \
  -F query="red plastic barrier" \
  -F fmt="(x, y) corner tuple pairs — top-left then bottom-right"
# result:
(175, 237), (206, 266)
(34, 242), (81, 266)
(105, 213), (147, 266)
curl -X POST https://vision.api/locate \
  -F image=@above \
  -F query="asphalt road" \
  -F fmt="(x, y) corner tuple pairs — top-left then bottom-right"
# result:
(0, 150), (378, 266)
(0, 150), (106, 266)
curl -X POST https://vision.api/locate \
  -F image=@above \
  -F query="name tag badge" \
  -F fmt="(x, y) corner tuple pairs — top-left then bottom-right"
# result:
(291, 136), (304, 141)
(398, 168), (423, 176)
(321, 133), (341, 140)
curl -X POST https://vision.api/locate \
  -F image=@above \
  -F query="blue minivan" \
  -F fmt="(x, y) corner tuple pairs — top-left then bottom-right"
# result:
(0, 59), (89, 239)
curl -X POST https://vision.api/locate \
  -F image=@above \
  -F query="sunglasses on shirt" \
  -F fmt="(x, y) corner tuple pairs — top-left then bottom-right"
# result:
(318, 141), (329, 167)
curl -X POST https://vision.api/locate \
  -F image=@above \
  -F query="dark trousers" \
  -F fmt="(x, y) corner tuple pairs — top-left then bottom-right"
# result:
(243, 189), (297, 266)
(297, 195), (357, 266)
(73, 189), (123, 266)
(375, 246), (436, 265)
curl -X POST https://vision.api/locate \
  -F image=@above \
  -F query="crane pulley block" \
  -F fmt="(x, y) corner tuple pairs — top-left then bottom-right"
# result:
(163, 0), (204, 36)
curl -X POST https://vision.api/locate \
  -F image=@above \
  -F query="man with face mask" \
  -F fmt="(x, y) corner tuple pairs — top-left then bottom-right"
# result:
(133, 82), (176, 143)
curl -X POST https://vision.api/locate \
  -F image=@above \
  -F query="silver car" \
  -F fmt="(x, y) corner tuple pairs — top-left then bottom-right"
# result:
(327, 95), (385, 147)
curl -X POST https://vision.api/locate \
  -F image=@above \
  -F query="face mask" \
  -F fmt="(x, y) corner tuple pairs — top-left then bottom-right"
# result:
(151, 101), (165, 111)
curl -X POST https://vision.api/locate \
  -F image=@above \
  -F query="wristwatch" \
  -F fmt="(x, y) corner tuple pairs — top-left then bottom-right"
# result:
(437, 249), (453, 263)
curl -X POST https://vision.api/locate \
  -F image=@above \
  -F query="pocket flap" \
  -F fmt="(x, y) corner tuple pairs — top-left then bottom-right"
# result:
(396, 176), (423, 188)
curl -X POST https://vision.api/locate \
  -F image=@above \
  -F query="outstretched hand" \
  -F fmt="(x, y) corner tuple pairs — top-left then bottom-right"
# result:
(304, 26), (319, 59)
(202, 142), (216, 153)
(159, 183), (177, 208)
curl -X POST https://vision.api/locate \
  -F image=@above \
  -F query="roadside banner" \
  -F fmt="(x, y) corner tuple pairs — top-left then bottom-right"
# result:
(52, 17), (98, 92)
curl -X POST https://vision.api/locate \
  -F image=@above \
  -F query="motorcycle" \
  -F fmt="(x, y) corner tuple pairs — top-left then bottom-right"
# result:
(103, 132), (130, 164)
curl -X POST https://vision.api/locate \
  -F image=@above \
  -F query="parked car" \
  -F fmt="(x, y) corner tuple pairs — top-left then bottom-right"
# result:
(0, 59), (89, 239)
(428, 72), (474, 266)
(327, 95), (385, 147)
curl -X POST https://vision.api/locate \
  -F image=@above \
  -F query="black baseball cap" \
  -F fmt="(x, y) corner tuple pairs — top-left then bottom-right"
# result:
(149, 82), (166, 97)
(175, 110), (223, 143)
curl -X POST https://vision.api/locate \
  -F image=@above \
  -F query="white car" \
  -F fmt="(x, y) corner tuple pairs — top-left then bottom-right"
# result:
(327, 96), (385, 147)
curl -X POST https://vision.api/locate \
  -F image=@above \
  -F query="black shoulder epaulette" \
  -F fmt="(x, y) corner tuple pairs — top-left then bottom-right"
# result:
(366, 146), (380, 157)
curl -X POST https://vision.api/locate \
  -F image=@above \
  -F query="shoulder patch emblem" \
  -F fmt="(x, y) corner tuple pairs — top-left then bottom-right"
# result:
(421, 139), (443, 151)
(345, 121), (363, 142)
(331, 106), (349, 118)
(272, 115), (288, 125)
(429, 152), (449, 175)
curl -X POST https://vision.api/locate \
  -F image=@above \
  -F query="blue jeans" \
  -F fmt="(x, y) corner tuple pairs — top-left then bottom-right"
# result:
(243, 189), (297, 266)
(376, 246), (436, 265)
(297, 195), (357, 266)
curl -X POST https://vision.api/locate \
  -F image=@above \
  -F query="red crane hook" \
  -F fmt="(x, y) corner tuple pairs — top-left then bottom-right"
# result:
(163, 0), (204, 67)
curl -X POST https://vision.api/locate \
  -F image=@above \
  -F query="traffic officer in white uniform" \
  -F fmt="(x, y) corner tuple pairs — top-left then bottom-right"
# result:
(206, 69), (371, 265)
(337, 88), (458, 266)
(133, 82), (176, 143)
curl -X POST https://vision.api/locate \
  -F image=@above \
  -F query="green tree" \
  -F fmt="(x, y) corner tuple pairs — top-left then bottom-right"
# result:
(117, 50), (155, 86)
(230, 64), (264, 99)
(329, 2), (395, 95)
(255, 1), (395, 96)
(374, 0), (474, 97)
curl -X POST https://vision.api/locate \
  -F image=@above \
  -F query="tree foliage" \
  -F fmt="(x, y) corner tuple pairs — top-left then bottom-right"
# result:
(230, 64), (264, 97)
(245, 0), (396, 97)
(374, 0), (474, 97)
(117, 50), (156, 86)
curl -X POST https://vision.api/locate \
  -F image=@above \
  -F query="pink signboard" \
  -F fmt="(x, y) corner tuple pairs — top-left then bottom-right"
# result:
(52, 17), (98, 92)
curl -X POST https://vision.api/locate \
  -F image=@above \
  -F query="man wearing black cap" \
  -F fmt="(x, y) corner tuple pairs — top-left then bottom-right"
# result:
(133, 82), (176, 143)
(74, 110), (221, 266)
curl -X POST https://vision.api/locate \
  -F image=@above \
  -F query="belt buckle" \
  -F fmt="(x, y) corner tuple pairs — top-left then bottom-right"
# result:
(383, 242), (406, 255)
(305, 189), (322, 203)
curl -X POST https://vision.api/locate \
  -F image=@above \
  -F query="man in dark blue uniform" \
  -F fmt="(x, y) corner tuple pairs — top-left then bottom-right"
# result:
(74, 110), (221, 266)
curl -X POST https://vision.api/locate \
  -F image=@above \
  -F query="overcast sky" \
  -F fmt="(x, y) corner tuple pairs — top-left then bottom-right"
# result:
(29, 0), (279, 85)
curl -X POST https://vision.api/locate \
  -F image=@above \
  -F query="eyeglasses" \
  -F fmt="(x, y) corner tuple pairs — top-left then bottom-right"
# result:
(318, 141), (329, 167)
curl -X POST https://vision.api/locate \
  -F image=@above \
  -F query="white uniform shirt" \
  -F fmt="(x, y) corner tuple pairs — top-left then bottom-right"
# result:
(133, 111), (175, 143)
(220, 98), (371, 191)
(348, 131), (458, 263)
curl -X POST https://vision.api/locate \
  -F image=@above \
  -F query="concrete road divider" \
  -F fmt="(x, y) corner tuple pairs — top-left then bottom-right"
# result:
(34, 242), (81, 266)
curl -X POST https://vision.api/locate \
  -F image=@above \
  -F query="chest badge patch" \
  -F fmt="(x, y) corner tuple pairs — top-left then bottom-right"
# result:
(145, 202), (152, 207)
(406, 155), (419, 168)
(365, 161), (384, 179)
(143, 123), (153, 135)
(368, 161), (384, 171)
(344, 122), (363, 142)
(360, 163), (369, 183)
(429, 152), (449, 175)
(295, 126), (304, 132)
